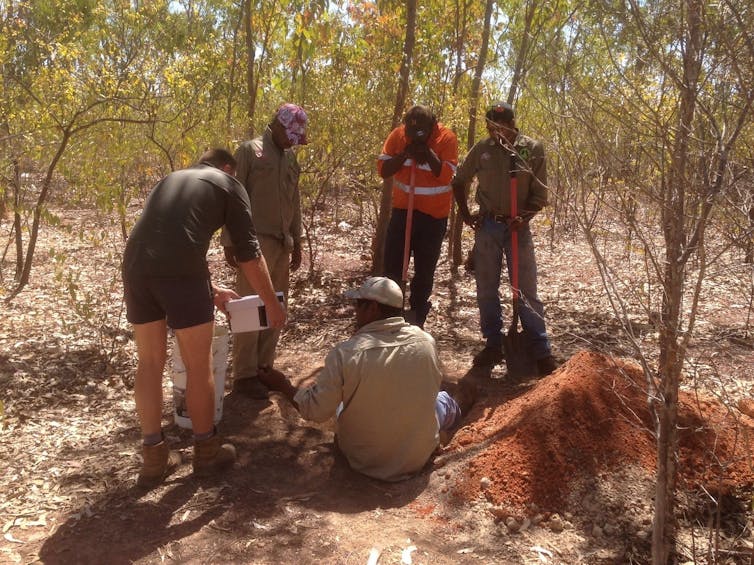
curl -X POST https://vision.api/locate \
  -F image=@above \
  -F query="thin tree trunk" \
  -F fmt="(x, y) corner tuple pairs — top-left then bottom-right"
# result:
(507, 0), (538, 104)
(449, 0), (494, 269)
(12, 159), (23, 280)
(225, 0), (244, 136)
(371, 0), (416, 274)
(243, 0), (257, 138)
(9, 129), (71, 300)
(651, 0), (703, 561)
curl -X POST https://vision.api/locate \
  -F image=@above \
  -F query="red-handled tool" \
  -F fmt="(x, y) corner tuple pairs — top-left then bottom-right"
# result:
(401, 163), (417, 300)
(503, 153), (538, 378)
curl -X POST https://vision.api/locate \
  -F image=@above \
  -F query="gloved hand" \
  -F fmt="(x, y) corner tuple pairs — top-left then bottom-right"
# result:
(405, 140), (431, 164)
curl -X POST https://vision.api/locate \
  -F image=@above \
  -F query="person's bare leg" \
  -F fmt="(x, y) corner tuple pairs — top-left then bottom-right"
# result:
(133, 319), (168, 436)
(176, 321), (236, 475)
(175, 321), (214, 436)
(133, 319), (180, 487)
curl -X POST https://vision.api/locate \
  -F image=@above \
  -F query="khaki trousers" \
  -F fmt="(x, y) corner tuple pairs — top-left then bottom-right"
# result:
(232, 235), (290, 379)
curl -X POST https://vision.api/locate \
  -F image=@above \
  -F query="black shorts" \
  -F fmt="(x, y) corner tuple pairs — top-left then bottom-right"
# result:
(124, 275), (214, 329)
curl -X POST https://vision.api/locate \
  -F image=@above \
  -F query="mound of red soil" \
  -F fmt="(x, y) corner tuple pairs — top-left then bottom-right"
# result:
(451, 351), (754, 512)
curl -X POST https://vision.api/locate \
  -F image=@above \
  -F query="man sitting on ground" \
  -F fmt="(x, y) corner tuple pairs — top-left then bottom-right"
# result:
(257, 276), (474, 482)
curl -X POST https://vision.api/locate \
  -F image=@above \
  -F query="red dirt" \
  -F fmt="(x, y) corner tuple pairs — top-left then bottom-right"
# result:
(450, 351), (754, 512)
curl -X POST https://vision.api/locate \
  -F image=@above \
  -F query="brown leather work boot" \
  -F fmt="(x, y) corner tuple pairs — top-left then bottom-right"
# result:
(193, 434), (236, 477)
(537, 355), (558, 377)
(137, 441), (181, 488)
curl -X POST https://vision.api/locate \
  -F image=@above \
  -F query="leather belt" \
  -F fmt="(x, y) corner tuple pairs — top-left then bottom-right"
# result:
(481, 211), (511, 223)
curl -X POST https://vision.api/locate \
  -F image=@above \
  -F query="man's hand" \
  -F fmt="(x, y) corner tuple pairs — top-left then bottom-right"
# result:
(506, 215), (529, 231)
(506, 210), (536, 231)
(290, 242), (302, 272)
(265, 298), (287, 329)
(257, 366), (290, 392)
(258, 367), (299, 407)
(223, 246), (238, 268)
(405, 140), (432, 164)
(462, 212), (481, 230)
(213, 286), (240, 315)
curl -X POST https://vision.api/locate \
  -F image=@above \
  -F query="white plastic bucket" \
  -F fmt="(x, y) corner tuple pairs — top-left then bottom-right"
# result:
(171, 325), (229, 429)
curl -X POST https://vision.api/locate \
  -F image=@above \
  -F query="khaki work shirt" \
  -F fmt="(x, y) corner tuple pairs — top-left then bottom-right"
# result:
(294, 317), (443, 482)
(233, 128), (302, 250)
(453, 133), (548, 216)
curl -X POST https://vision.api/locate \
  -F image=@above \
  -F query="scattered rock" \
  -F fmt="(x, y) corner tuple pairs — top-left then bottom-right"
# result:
(737, 398), (754, 419)
(505, 517), (520, 533)
(488, 506), (509, 522)
(548, 514), (564, 533)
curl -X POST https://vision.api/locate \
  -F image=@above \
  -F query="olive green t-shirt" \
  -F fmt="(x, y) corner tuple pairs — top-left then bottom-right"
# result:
(453, 133), (548, 215)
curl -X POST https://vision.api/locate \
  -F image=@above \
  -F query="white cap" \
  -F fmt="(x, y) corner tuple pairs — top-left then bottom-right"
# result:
(344, 277), (403, 309)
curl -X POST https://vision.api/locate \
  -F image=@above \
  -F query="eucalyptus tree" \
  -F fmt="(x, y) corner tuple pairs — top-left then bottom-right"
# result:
(239, 0), (307, 137)
(0, 0), (243, 298)
(448, 0), (494, 268)
(0, 0), (158, 298)
(543, 0), (754, 560)
(278, 2), (390, 273)
(370, 0), (416, 274)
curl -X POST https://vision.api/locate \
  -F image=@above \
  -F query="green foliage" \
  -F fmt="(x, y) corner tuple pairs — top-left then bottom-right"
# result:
(1, 0), (752, 296)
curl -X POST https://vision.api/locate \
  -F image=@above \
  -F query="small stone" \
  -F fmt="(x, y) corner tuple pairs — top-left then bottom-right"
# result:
(532, 513), (545, 525)
(519, 517), (531, 531)
(480, 477), (492, 490)
(738, 398), (754, 419)
(548, 514), (564, 533)
(505, 517), (520, 533)
(488, 506), (508, 521)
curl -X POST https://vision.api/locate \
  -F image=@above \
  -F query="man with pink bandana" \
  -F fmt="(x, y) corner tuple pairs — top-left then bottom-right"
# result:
(223, 103), (308, 398)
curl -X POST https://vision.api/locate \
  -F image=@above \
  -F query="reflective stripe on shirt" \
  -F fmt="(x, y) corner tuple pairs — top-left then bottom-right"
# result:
(394, 179), (452, 196)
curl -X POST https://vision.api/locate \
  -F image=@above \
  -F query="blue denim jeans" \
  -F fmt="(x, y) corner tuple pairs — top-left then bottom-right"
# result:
(474, 217), (551, 359)
(384, 208), (447, 326)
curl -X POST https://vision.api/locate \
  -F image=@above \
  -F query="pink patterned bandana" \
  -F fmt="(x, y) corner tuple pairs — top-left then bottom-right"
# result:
(275, 103), (308, 146)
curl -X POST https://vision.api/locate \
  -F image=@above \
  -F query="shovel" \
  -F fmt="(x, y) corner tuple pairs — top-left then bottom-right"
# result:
(502, 155), (538, 379)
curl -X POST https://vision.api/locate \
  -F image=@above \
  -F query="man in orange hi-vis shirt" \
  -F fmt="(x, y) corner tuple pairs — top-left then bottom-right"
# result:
(377, 106), (459, 328)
